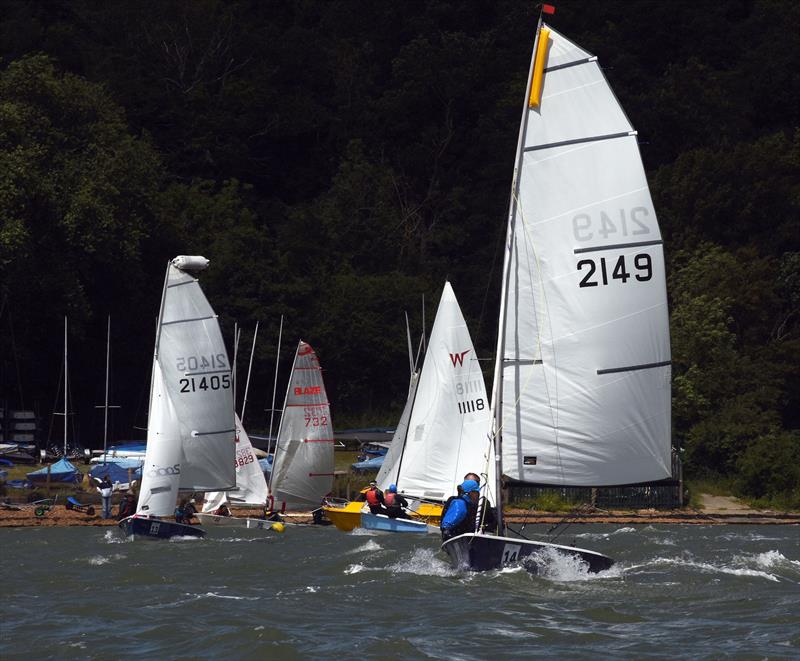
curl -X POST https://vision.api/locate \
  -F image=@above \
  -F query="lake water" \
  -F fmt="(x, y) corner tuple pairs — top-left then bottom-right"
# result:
(0, 523), (798, 659)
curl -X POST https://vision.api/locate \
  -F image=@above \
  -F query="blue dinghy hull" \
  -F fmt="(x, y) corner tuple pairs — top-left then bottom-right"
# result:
(441, 532), (614, 573)
(361, 512), (432, 534)
(118, 515), (205, 540)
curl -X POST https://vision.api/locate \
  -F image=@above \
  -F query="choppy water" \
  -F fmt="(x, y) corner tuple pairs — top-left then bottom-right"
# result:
(0, 524), (798, 659)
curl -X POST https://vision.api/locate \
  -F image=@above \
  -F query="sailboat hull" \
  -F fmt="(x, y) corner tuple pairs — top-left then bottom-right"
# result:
(441, 532), (614, 573)
(118, 515), (205, 540)
(361, 512), (435, 534)
(194, 512), (284, 532)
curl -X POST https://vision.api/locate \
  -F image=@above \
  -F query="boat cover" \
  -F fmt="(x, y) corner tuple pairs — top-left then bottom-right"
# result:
(27, 457), (81, 483)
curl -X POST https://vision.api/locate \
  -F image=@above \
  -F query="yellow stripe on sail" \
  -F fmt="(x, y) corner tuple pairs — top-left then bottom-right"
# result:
(528, 27), (551, 108)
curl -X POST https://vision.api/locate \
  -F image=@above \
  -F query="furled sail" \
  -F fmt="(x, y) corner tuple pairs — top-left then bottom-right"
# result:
(389, 282), (492, 501)
(269, 341), (334, 509)
(495, 26), (672, 487)
(137, 258), (236, 516)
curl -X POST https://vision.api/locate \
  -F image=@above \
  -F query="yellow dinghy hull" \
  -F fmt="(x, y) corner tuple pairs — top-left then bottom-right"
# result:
(323, 500), (443, 531)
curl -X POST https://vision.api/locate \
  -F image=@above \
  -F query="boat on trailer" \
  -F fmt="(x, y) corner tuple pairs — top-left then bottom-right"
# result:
(442, 11), (672, 573)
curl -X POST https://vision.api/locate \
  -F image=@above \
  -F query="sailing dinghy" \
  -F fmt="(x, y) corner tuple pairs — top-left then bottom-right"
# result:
(119, 256), (236, 540)
(442, 15), (672, 573)
(267, 341), (335, 514)
(195, 414), (285, 533)
(362, 281), (493, 534)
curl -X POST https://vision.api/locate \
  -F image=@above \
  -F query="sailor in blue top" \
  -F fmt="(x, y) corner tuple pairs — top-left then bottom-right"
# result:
(440, 479), (480, 540)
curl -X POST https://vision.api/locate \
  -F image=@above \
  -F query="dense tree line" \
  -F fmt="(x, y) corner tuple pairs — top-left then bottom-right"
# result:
(0, 1), (797, 505)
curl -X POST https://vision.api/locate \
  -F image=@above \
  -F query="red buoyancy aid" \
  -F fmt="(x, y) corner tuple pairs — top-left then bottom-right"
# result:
(384, 492), (397, 508)
(365, 488), (381, 506)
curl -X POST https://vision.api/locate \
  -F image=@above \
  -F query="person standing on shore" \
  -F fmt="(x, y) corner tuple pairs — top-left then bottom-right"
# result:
(97, 475), (113, 519)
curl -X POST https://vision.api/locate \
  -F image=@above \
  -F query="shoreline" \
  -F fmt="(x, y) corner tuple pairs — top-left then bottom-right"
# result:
(1, 505), (797, 528)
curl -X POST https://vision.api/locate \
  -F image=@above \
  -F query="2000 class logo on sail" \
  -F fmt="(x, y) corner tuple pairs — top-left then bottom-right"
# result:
(147, 463), (181, 477)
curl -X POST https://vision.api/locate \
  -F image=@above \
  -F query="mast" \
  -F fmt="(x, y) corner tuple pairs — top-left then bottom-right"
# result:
(492, 13), (546, 532)
(63, 316), (68, 455)
(94, 316), (119, 464)
(241, 321), (259, 423)
(267, 314), (284, 454)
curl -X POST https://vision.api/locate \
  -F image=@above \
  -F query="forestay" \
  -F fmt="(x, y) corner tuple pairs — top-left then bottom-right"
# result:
(496, 26), (672, 487)
(202, 414), (267, 512)
(269, 341), (334, 509)
(136, 259), (236, 517)
(390, 282), (493, 502)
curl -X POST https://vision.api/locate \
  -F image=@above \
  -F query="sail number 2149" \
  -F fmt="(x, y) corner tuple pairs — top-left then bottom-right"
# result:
(577, 254), (652, 288)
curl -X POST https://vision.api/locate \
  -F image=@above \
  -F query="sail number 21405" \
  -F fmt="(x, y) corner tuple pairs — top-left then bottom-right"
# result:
(577, 253), (652, 288)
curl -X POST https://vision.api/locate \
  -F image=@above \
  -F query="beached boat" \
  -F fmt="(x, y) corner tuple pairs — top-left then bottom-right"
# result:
(442, 13), (672, 573)
(119, 256), (236, 540)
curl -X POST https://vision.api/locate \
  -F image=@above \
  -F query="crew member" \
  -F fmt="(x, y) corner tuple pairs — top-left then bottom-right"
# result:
(213, 504), (231, 516)
(364, 481), (385, 514)
(440, 479), (480, 540)
(383, 484), (409, 519)
(183, 499), (198, 524)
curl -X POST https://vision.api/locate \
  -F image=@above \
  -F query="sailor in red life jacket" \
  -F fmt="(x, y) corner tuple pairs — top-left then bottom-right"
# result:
(383, 484), (410, 519)
(364, 481), (386, 514)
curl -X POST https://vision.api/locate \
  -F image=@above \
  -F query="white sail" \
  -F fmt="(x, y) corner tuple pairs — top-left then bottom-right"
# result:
(495, 25), (672, 487)
(136, 258), (236, 516)
(375, 371), (419, 488)
(136, 360), (183, 516)
(202, 414), (267, 512)
(269, 341), (334, 509)
(388, 282), (492, 501)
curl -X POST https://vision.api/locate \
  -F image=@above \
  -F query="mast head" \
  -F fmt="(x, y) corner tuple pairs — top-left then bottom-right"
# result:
(172, 255), (209, 272)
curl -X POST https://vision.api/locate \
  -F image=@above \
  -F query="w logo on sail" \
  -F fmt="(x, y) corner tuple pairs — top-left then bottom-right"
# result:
(449, 349), (471, 367)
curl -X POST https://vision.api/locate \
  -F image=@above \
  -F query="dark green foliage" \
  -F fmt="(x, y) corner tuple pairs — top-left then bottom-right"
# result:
(0, 1), (798, 502)
(735, 432), (800, 509)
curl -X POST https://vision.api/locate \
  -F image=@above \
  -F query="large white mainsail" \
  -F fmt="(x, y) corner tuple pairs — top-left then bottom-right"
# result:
(494, 24), (672, 488)
(268, 341), (334, 509)
(136, 257), (236, 517)
(383, 282), (493, 502)
(202, 414), (267, 512)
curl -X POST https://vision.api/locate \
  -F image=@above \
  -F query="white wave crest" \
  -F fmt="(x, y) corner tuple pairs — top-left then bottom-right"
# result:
(389, 548), (459, 577)
(201, 592), (257, 601)
(103, 529), (127, 544)
(526, 546), (622, 582)
(350, 528), (377, 536)
(344, 563), (367, 574)
(349, 540), (382, 554)
(641, 556), (781, 582)
(87, 553), (126, 566)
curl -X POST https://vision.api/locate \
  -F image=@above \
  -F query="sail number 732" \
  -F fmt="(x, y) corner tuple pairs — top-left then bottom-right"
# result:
(577, 254), (652, 288)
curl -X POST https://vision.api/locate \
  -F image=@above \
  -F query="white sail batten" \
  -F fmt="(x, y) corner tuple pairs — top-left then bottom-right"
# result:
(269, 341), (334, 509)
(202, 414), (267, 512)
(497, 26), (672, 487)
(391, 282), (492, 501)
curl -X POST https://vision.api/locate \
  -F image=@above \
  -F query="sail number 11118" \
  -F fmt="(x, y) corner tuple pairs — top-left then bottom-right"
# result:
(577, 253), (652, 288)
